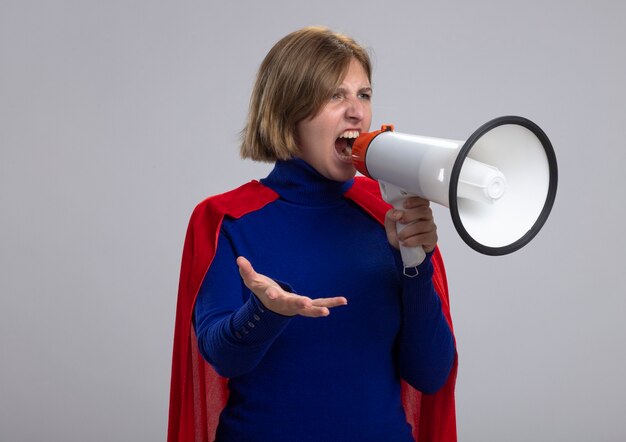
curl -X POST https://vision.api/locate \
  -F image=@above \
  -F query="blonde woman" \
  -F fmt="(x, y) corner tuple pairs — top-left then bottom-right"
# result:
(169, 26), (457, 442)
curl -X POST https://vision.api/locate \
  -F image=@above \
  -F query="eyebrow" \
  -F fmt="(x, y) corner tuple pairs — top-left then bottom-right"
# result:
(335, 86), (373, 94)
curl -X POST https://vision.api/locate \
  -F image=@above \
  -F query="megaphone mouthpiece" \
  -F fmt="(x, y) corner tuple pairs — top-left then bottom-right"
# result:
(351, 124), (394, 179)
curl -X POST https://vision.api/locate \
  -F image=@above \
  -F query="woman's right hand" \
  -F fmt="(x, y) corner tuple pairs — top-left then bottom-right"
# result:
(236, 256), (347, 317)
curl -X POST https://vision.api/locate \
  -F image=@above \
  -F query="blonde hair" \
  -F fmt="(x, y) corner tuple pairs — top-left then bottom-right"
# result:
(240, 26), (372, 162)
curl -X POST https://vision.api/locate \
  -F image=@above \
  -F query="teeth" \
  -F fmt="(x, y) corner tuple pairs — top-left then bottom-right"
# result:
(337, 130), (358, 161)
(339, 130), (360, 139)
(339, 146), (352, 160)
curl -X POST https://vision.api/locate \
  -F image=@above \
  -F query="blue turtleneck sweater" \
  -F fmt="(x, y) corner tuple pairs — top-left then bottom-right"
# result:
(194, 159), (455, 441)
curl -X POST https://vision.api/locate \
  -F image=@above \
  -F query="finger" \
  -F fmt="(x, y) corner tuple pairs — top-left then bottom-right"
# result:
(398, 222), (437, 242)
(398, 206), (433, 224)
(298, 305), (331, 318)
(272, 292), (312, 310)
(403, 197), (430, 209)
(400, 229), (438, 251)
(288, 296), (331, 318)
(311, 297), (348, 308)
(400, 230), (438, 246)
(293, 295), (313, 310)
(284, 295), (341, 318)
(300, 296), (349, 317)
(397, 220), (437, 242)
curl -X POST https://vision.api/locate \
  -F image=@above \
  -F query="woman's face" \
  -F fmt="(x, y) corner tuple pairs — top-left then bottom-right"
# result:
(295, 58), (372, 182)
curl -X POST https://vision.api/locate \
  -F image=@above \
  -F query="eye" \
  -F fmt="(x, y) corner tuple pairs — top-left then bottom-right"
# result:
(358, 89), (372, 100)
(331, 92), (344, 101)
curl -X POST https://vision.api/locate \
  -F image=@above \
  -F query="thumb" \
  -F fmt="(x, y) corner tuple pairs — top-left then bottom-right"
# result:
(236, 256), (255, 282)
(384, 209), (401, 248)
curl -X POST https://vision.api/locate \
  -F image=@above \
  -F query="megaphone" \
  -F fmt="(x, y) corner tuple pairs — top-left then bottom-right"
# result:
(351, 115), (558, 271)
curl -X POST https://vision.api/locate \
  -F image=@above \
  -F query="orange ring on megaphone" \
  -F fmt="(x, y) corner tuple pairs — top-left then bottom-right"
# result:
(351, 125), (394, 178)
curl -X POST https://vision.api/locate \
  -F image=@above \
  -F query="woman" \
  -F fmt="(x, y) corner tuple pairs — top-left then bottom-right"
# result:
(169, 26), (457, 442)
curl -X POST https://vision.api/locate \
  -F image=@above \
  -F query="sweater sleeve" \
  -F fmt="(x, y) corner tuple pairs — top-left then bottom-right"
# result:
(193, 229), (292, 378)
(394, 251), (456, 394)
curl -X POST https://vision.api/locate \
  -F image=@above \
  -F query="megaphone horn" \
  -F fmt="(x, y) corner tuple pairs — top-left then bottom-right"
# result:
(351, 116), (558, 271)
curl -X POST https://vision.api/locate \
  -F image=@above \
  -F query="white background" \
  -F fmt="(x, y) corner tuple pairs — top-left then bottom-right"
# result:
(2, 1), (625, 440)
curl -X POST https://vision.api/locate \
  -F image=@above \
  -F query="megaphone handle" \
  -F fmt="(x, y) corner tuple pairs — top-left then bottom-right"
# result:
(378, 181), (427, 273)
(398, 228), (427, 269)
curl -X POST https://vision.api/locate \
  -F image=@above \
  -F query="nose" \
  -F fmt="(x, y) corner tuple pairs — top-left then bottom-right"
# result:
(345, 95), (365, 121)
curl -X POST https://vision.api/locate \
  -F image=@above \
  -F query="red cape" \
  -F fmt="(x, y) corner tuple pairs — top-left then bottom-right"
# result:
(168, 177), (458, 441)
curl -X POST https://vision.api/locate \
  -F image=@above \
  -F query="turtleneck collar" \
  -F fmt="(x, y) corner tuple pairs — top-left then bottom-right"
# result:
(260, 158), (354, 206)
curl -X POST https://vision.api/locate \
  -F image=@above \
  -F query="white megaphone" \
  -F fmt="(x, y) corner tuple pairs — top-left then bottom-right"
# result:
(351, 115), (558, 272)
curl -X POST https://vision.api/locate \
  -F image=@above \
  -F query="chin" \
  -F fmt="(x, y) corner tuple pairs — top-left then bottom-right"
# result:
(328, 165), (356, 182)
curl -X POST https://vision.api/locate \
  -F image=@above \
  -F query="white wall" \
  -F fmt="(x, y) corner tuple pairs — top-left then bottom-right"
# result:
(1, 1), (624, 440)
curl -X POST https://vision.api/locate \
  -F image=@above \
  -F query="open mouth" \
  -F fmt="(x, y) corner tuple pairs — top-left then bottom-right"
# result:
(335, 130), (359, 161)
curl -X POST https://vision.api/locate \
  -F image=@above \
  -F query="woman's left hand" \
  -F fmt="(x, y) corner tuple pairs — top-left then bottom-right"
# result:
(384, 196), (438, 253)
